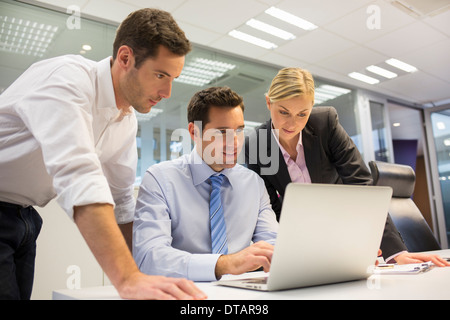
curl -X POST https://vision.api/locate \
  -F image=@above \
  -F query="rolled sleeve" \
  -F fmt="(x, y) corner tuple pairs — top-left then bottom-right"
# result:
(57, 174), (114, 220)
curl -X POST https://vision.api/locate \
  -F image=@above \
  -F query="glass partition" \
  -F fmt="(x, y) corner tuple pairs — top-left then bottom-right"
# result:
(430, 109), (450, 246)
(370, 101), (389, 162)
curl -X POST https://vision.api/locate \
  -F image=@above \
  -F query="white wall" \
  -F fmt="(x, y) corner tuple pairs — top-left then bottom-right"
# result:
(31, 199), (105, 299)
(30, 187), (140, 299)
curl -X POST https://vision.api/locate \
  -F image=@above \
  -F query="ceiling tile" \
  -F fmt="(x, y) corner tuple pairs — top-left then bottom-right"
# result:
(176, 21), (222, 46)
(258, 52), (310, 69)
(118, 0), (187, 12)
(365, 20), (448, 57)
(377, 72), (450, 103)
(172, 0), (267, 34)
(423, 8), (450, 36)
(208, 34), (270, 60)
(323, 0), (417, 44)
(275, 29), (355, 64)
(275, 0), (373, 26)
(399, 39), (450, 83)
(83, 0), (139, 22)
(319, 46), (387, 74)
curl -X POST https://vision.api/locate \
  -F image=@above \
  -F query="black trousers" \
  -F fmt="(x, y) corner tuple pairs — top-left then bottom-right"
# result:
(0, 201), (42, 299)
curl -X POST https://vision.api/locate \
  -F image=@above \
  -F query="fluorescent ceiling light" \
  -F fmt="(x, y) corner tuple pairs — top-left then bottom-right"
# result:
(366, 65), (397, 79)
(314, 91), (336, 100)
(246, 18), (295, 40)
(318, 84), (351, 95)
(444, 138), (450, 146)
(175, 57), (236, 86)
(436, 122), (446, 130)
(314, 84), (351, 104)
(393, 122), (401, 127)
(0, 16), (58, 57)
(82, 44), (91, 51)
(265, 7), (318, 31)
(228, 30), (277, 49)
(348, 72), (379, 84)
(385, 58), (418, 72)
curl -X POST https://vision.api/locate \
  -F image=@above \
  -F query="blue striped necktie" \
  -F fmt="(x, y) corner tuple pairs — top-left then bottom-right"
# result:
(209, 174), (228, 255)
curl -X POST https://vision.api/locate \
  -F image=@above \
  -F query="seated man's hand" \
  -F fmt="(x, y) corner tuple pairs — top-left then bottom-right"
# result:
(215, 241), (274, 279)
(394, 252), (450, 267)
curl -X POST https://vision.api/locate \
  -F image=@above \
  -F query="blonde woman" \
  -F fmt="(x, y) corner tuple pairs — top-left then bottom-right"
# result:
(245, 67), (450, 267)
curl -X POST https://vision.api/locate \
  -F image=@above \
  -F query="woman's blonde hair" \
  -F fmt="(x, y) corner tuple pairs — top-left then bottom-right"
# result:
(266, 67), (315, 104)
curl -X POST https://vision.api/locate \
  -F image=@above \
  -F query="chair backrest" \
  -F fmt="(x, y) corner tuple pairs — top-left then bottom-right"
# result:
(368, 161), (441, 252)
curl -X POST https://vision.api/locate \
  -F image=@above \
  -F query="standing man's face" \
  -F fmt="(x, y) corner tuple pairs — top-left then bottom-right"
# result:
(115, 45), (185, 113)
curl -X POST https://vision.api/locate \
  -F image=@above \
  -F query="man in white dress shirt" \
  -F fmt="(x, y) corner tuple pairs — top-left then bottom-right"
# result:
(133, 87), (279, 281)
(0, 8), (205, 300)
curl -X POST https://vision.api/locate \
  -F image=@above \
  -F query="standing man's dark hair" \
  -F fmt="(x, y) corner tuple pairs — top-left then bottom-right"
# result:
(113, 8), (191, 68)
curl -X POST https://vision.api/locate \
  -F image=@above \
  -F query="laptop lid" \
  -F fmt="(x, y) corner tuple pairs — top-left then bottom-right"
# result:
(265, 183), (392, 291)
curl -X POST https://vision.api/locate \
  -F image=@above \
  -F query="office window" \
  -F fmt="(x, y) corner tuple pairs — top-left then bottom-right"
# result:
(370, 101), (389, 162)
(430, 110), (450, 245)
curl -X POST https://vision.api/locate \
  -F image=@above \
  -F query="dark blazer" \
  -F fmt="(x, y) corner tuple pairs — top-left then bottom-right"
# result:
(245, 106), (407, 259)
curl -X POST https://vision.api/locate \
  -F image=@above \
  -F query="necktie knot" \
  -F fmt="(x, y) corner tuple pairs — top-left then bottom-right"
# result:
(209, 174), (224, 187)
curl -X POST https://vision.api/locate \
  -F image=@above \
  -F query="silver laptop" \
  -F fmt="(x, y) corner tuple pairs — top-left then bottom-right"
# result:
(216, 183), (392, 291)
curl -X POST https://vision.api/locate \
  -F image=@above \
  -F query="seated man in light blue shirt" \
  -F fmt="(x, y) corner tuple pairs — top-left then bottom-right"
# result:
(133, 87), (278, 281)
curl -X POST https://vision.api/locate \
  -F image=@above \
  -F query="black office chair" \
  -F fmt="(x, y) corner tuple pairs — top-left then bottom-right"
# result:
(368, 160), (441, 252)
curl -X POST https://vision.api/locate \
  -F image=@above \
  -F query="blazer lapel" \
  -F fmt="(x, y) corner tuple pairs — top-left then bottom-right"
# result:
(303, 125), (321, 183)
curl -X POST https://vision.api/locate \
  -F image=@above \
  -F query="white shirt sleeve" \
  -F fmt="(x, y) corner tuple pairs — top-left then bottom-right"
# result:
(15, 63), (114, 219)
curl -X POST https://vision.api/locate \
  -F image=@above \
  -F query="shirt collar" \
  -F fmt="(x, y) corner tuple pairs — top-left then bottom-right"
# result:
(188, 147), (233, 188)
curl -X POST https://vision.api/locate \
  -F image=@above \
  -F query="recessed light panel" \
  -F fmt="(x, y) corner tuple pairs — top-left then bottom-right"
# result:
(366, 65), (398, 79)
(246, 18), (295, 40)
(228, 30), (278, 49)
(385, 58), (418, 73)
(175, 57), (236, 87)
(0, 15), (58, 57)
(265, 7), (318, 31)
(348, 72), (380, 84)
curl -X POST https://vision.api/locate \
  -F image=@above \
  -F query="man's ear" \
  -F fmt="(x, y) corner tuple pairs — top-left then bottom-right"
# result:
(188, 122), (198, 141)
(115, 45), (135, 70)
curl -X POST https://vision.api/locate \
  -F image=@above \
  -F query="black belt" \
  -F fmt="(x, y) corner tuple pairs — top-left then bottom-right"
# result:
(0, 201), (27, 209)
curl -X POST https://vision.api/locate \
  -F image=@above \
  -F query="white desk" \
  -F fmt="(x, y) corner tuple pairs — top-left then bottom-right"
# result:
(52, 249), (450, 300)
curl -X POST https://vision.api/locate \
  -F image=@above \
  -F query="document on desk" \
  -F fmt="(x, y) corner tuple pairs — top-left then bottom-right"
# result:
(373, 261), (433, 275)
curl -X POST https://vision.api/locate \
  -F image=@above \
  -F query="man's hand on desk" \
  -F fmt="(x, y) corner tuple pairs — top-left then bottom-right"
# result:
(215, 241), (274, 279)
(74, 203), (207, 300)
(117, 272), (207, 300)
(394, 252), (450, 267)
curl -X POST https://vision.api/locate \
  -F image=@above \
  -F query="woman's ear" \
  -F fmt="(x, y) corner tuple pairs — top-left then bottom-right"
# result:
(265, 95), (271, 111)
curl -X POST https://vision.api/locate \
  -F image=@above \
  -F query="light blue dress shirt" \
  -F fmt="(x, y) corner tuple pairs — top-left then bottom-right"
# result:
(133, 148), (279, 281)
